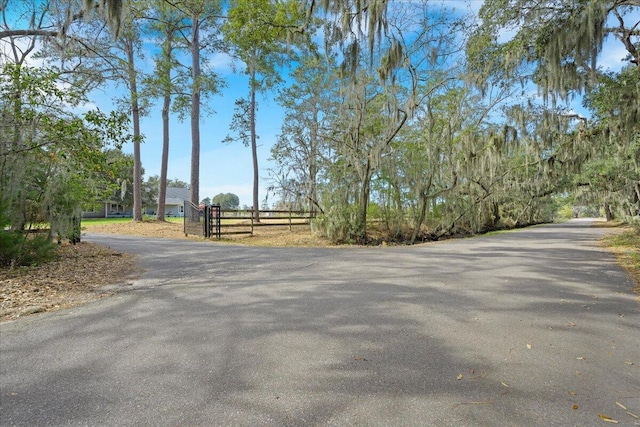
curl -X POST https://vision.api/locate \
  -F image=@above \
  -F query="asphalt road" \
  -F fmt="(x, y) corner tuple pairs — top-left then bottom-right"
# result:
(1, 219), (638, 426)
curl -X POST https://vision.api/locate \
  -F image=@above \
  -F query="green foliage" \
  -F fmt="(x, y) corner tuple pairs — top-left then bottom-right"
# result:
(0, 232), (56, 268)
(223, 0), (304, 83)
(576, 65), (640, 221)
(211, 193), (240, 209)
(316, 204), (364, 244)
(0, 209), (55, 267)
(0, 63), (131, 245)
(469, 1), (637, 101)
(557, 204), (574, 219)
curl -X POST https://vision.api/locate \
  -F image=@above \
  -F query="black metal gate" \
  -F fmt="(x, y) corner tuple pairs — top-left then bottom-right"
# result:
(183, 202), (221, 238)
(203, 204), (221, 239)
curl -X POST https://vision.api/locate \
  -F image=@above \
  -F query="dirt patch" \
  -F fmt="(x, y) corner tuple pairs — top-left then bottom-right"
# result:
(84, 219), (189, 240)
(1, 242), (139, 323)
(84, 219), (332, 247)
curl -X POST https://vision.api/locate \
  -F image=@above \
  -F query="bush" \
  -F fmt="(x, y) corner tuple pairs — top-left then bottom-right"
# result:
(557, 204), (573, 219)
(316, 204), (365, 244)
(0, 231), (56, 268)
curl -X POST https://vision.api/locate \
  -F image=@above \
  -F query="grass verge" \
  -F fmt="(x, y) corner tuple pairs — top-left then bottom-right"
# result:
(601, 225), (640, 294)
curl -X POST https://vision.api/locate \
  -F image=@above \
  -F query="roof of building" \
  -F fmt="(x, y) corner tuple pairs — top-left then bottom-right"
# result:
(164, 186), (190, 206)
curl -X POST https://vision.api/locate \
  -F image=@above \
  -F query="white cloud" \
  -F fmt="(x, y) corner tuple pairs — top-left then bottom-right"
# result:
(72, 101), (100, 113)
(598, 40), (633, 72)
(204, 52), (234, 73)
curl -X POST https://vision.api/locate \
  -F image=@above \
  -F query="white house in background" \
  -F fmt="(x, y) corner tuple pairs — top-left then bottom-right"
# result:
(162, 186), (190, 217)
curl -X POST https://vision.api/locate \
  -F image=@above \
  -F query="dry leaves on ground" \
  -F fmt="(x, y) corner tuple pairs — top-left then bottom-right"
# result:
(0, 243), (139, 322)
(85, 219), (331, 247)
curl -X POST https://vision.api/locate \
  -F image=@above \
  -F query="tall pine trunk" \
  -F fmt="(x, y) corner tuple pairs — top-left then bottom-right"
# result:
(126, 40), (143, 221)
(157, 92), (170, 221)
(250, 62), (259, 221)
(157, 30), (174, 222)
(189, 13), (201, 219)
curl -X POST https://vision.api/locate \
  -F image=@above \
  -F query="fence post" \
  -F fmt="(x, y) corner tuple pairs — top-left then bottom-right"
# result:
(202, 205), (209, 238)
(183, 201), (188, 236)
(250, 208), (254, 235)
(289, 208), (292, 231)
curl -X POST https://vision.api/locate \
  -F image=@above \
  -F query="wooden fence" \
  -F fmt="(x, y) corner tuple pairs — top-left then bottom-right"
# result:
(184, 205), (315, 239)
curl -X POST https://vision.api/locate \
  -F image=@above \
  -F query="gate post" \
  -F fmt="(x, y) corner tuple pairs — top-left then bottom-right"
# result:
(203, 205), (211, 238)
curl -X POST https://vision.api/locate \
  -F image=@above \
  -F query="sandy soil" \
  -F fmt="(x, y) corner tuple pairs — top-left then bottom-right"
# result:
(84, 219), (331, 246)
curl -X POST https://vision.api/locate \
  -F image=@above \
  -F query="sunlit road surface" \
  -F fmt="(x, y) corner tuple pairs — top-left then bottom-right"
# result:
(1, 219), (638, 426)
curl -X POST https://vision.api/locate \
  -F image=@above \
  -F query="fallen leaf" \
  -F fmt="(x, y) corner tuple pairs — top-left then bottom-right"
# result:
(615, 402), (627, 410)
(457, 374), (463, 380)
(568, 391), (577, 396)
(573, 404), (579, 410)
(526, 344), (532, 350)
(501, 382), (509, 388)
(576, 357), (586, 360)
(626, 411), (638, 419)
(598, 414), (618, 423)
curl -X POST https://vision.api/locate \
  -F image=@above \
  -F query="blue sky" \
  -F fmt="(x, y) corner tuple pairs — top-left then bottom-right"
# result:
(90, 58), (283, 208)
(80, 1), (638, 207)
(3, 1), (635, 208)
(91, 1), (488, 208)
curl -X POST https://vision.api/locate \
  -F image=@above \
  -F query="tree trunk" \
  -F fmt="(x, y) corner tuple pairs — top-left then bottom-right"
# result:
(250, 61), (260, 222)
(126, 40), (143, 221)
(604, 201), (615, 221)
(309, 109), (318, 215)
(410, 190), (429, 244)
(189, 13), (201, 220)
(157, 91), (170, 221)
(157, 31), (173, 222)
(357, 159), (372, 243)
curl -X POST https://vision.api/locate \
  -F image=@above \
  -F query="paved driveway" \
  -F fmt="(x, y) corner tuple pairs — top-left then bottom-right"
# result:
(1, 219), (638, 426)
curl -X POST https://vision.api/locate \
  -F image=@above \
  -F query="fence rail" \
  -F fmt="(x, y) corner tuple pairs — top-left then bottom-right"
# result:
(184, 206), (315, 239)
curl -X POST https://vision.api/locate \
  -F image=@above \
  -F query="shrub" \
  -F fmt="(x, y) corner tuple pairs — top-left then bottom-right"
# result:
(0, 231), (56, 268)
(316, 204), (365, 244)
(557, 204), (574, 219)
